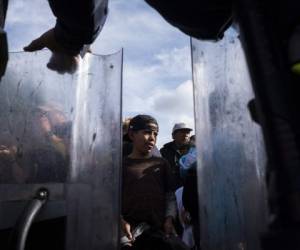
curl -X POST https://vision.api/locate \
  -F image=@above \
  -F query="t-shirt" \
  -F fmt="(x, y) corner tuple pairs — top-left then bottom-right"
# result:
(122, 156), (174, 229)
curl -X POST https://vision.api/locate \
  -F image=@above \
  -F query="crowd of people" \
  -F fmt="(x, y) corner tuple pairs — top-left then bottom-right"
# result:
(121, 114), (199, 250)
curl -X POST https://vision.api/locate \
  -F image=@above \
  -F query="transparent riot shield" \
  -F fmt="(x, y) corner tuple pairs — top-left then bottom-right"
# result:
(191, 28), (268, 250)
(0, 50), (122, 250)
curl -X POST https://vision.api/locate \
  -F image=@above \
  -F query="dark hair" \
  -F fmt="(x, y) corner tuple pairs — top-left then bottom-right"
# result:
(128, 114), (158, 131)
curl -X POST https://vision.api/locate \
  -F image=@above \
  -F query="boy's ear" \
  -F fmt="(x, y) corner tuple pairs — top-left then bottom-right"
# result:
(128, 130), (135, 141)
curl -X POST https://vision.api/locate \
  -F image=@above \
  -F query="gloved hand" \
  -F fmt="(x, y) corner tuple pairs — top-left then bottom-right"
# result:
(24, 28), (80, 74)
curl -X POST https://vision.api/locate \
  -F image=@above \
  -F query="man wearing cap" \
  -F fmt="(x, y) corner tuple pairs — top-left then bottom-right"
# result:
(160, 123), (193, 189)
(121, 114), (188, 250)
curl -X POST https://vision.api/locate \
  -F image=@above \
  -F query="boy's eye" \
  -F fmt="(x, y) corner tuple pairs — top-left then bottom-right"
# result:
(143, 130), (158, 137)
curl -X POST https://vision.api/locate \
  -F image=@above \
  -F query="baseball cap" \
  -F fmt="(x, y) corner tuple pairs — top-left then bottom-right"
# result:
(129, 114), (159, 132)
(172, 123), (192, 134)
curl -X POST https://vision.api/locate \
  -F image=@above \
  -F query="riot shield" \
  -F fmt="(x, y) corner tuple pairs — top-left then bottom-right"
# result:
(0, 0), (8, 78)
(191, 28), (268, 250)
(0, 50), (122, 250)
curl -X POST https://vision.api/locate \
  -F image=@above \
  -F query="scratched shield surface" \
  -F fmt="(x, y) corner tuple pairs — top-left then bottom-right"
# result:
(192, 28), (268, 250)
(0, 50), (122, 250)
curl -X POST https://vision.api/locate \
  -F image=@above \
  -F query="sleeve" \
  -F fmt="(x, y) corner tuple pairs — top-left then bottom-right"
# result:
(145, 0), (232, 40)
(163, 158), (175, 192)
(165, 191), (177, 219)
(162, 159), (177, 218)
(48, 0), (109, 55)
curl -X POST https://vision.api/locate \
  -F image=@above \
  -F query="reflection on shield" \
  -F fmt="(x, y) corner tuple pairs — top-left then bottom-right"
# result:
(192, 28), (268, 250)
(0, 50), (122, 250)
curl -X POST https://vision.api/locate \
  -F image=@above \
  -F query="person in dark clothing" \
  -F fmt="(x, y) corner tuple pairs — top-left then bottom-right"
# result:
(160, 123), (192, 190)
(145, 0), (232, 40)
(24, 0), (108, 74)
(121, 114), (188, 250)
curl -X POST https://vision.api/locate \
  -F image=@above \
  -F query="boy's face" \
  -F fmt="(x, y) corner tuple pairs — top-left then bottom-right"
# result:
(129, 123), (158, 156)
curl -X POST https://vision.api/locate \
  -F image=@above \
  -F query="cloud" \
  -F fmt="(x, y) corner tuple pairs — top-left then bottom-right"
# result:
(123, 80), (194, 148)
(152, 80), (194, 114)
(97, 1), (194, 143)
(150, 80), (195, 148)
(94, 0), (189, 60)
(122, 46), (191, 100)
(5, 0), (55, 51)
(118, 42), (194, 146)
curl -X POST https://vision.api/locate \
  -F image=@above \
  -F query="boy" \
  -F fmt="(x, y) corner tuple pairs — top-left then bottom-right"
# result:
(121, 114), (188, 250)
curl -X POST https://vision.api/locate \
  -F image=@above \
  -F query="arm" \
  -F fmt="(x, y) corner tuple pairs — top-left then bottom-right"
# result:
(0, 145), (27, 183)
(48, 0), (108, 55)
(120, 216), (133, 242)
(164, 192), (177, 236)
(163, 159), (178, 235)
(145, 0), (232, 40)
(24, 0), (108, 74)
(165, 191), (177, 219)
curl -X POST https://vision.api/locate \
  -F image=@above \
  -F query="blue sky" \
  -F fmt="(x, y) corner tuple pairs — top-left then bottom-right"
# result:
(5, 0), (194, 147)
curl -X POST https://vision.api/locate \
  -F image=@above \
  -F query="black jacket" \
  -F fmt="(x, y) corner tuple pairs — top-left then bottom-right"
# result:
(145, 0), (232, 40)
(49, 0), (108, 55)
(160, 141), (188, 189)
